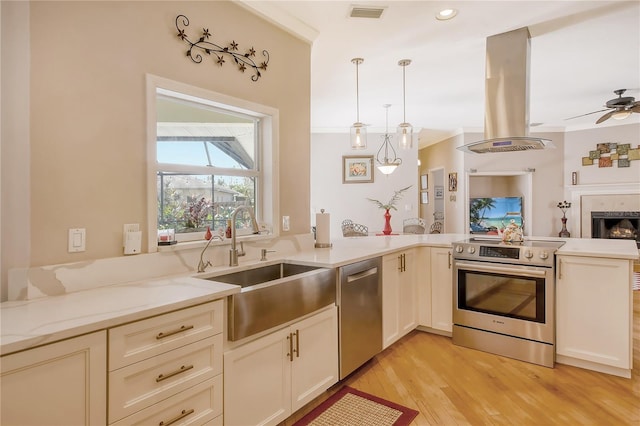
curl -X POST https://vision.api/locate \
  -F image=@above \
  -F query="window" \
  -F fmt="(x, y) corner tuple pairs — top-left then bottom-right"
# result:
(147, 75), (278, 250)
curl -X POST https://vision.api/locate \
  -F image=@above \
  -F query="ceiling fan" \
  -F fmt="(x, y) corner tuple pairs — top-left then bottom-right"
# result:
(567, 89), (640, 124)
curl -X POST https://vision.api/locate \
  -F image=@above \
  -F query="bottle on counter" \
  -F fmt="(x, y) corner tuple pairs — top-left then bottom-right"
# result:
(226, 220), (232, 238)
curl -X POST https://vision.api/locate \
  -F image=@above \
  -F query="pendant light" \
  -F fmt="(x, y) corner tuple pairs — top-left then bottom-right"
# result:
(350, 58), (367, 149)
(397, 59), (413, 150)
(376, 104), (402, 175)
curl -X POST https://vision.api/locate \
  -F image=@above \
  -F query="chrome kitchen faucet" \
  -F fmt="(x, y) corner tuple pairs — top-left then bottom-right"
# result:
(197, 234), (223, 273)
(229, 206), (260, 267)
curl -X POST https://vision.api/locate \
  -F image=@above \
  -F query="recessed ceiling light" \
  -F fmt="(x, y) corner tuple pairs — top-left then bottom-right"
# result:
(436, 8), (458, 21)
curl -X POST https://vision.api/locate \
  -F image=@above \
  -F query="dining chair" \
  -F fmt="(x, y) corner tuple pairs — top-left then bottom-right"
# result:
(341, 219), (369, 237)
(403, 218), (426, 234)
(430, 221), (443, 234)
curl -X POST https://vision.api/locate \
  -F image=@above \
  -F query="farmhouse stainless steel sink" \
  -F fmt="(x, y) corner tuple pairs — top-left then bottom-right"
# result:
(203, 262), (336, 341)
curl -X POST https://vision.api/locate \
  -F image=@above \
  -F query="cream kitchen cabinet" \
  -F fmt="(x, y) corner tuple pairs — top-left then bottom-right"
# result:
(416, 247), (432, 327)
(108, 299), (224, 425)
(382, 249), (418, 348)
(1, 331), (107, 426)
(430, 247), (453, 334)
(556, 255), (633, 378)
(224, 306), (338, 426)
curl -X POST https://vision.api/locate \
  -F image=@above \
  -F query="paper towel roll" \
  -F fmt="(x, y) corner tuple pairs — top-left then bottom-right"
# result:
(315, 210), (332, 248)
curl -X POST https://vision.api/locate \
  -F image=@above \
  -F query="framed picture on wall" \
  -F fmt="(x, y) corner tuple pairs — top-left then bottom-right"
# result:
(421, 192), (429, 204)
(420, 174), (428, 190)
(448, 172), (458, 192)
(435, 186), (444, 199)
(342, 155), (374, 184)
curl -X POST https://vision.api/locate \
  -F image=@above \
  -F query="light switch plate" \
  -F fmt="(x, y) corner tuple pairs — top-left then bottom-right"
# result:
(68, 228), (86, 252)
(123, 223), (140, 247)
(282, 216), (290, 232)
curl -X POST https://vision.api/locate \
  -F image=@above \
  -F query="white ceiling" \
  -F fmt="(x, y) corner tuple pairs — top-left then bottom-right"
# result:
(241, 0), (640, 147)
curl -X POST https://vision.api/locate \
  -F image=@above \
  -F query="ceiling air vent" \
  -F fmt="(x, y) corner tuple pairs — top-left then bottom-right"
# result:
(350, 6), (386, 19)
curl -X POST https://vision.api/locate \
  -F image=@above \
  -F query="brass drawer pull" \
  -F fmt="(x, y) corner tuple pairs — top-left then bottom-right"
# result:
(294, 329), (300, 358)
(287, 333), (293, 362)
(156, 325), (194, 340)
(159, 408), (195, 426)
(155, 364), (194, 382)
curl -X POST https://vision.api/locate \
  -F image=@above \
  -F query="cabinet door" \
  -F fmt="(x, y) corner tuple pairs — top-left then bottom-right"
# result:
(1, 331), (107, 426)
(223, 328), (291, 426)
(556, 256), (631, 370)
(431, 247), (453, 333)
(382, 253), (401, 348)
(416, 248), (432, 327)
(291, 307), (338, 412)
(398, 249), (418, 335)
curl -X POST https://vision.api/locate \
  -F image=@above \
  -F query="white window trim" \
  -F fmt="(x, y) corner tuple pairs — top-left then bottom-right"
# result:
(146, 74), (279, 253)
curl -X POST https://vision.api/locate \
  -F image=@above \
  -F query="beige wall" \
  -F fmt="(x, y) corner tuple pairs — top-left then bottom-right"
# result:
(418, 133), (465, 233)
(564, 123), (640, 186)
(420, 130), (566, 236)
(2, 2), (310, 289)
(420, 125), (640, 237)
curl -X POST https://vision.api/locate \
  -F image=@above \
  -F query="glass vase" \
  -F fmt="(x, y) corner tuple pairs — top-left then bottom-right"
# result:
(383, 209), (392, 235)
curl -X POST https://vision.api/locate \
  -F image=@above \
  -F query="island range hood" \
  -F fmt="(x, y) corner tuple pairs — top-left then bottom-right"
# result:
(458, 27), (553, 154)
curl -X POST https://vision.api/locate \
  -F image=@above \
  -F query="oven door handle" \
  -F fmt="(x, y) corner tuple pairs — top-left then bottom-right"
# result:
(454, 260), (548, 278)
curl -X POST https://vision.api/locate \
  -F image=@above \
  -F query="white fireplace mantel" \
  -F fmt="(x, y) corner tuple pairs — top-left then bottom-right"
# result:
(566, 183), (640, 238)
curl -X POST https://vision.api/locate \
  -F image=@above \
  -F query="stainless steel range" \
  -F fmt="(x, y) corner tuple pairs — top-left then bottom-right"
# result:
(452, 237), (565, 367)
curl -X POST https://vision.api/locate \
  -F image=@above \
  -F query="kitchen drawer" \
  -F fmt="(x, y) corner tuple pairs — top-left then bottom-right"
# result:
(110, 375), (222, 426)
(109, 334), (222, 423)
(109, 300), (223, 370)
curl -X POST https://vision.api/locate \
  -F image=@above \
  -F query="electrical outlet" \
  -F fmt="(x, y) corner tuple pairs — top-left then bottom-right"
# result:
(282, 216), (290, 232)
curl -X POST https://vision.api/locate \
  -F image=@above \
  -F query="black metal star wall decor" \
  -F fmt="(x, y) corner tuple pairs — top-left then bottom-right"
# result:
(175, 14), (270, 82)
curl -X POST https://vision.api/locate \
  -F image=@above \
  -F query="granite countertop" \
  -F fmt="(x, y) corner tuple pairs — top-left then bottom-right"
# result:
(2, 233), (637, 356)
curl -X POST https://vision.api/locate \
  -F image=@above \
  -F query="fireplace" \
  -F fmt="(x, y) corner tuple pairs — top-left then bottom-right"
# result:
(591, 211), (640, 247)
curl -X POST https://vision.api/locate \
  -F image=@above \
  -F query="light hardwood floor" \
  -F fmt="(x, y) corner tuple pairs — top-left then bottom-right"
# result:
(283, 291), (640, 425)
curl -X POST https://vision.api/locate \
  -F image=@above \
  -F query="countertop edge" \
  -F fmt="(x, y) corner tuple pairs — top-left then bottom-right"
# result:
(1, 279), (240, 356)
(2, 235), (637, 355)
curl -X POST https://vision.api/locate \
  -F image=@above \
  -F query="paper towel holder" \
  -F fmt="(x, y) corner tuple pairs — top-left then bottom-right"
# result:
(315, 209), (333, 249)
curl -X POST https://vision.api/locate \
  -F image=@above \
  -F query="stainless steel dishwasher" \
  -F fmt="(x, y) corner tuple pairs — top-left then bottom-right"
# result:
(338, 257), (382, 379)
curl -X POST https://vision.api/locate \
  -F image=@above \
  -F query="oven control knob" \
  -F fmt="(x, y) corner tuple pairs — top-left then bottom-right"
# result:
(524, 250), (533, 259)
(467, 247), (476, 254)
(455, 245), (464, 253)
(539, 251), (549, 260)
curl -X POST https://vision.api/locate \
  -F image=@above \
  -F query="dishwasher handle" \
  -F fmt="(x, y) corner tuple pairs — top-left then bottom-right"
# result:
(346, 267), (378, 283)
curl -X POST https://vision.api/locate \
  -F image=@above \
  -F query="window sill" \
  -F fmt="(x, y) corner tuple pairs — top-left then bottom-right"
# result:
(156, 232), (275, 252)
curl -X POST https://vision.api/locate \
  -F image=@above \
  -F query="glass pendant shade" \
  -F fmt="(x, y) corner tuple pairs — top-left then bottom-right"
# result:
(397, 59), (412, 150)
(350, 58), (367, 149)
(397, 122), (413, 149)
(377, 162), (399, 175)
(376, 105), (402, 175)
(351, 122), (367, 149)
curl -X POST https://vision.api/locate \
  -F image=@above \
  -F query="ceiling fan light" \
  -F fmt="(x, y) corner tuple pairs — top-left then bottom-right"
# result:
(350, 122), (368, 149)
(612, 110), (632, 120)
(397, 122), (413, 149)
